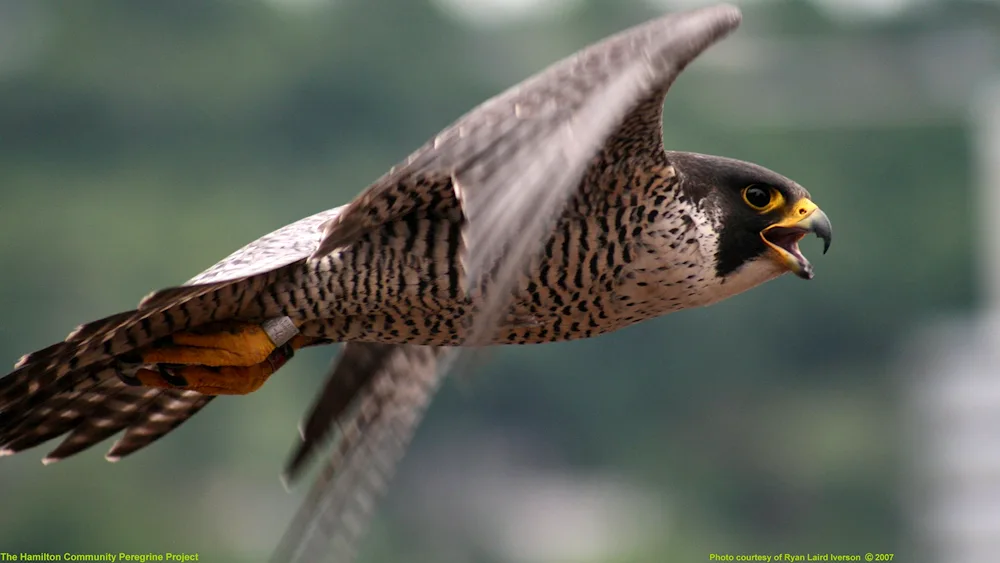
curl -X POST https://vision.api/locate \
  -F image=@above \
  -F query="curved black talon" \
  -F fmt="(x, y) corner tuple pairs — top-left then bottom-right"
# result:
(157, 364), (189, 388)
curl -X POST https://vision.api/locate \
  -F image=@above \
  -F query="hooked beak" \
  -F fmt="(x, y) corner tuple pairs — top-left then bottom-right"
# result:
(760, 198), (832, 280)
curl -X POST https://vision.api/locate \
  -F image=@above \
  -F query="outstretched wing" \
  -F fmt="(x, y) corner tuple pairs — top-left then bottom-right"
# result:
(273, 344), (449, 563)
(312, 4), (742, 349)
(283, 342), (401, 483)
(0, 207), (343, 462)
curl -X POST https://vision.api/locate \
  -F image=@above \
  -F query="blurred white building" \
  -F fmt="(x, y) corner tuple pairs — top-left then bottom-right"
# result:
(904, 81), (1000, 563)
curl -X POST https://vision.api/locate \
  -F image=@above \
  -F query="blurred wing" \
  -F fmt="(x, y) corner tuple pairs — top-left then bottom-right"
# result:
(283, 342), (400, 483)
(272, 344), (449, 563)
(0, 207), (343, 462)
(312, 5), (742, 349)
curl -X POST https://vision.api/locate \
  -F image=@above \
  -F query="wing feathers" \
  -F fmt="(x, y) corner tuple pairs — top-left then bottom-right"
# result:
(104, 390), (215, 461)
(43, 385), (162, 462)
(0, 361), (213, 463)
(272, 345), (447, 563)
(283, 342), (397, 483)
(311, 7), (741, 353)
(312, 5), (740, 264)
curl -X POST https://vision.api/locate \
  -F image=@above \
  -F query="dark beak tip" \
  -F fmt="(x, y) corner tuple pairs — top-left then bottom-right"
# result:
(811, 211), (832, 255)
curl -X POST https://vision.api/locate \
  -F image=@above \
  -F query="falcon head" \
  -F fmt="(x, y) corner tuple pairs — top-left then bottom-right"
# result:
(667, 151), (833, 285)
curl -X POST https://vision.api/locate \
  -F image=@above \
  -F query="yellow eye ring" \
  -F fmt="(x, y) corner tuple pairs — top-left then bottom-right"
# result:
(742, 185), (784, 213)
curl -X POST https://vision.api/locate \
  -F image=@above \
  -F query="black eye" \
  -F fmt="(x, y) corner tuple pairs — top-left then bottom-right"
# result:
(743, 185), (773, 210)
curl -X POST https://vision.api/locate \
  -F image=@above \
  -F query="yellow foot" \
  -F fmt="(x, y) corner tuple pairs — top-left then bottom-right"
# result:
(141, 318), (299, 367)
(135, 343), (297, 395)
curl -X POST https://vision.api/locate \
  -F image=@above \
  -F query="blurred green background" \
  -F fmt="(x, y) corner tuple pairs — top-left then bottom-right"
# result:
(0, 0), (993, 561)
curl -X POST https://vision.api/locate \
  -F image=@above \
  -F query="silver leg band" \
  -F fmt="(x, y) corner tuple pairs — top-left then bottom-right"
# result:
(262, 316), (299, 347)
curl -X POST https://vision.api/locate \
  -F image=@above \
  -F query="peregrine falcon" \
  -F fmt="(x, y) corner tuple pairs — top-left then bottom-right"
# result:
(0, 4), (831, 562)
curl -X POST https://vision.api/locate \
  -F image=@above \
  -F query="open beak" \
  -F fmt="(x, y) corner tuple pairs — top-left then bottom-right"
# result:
(760, 198), (832, 280)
